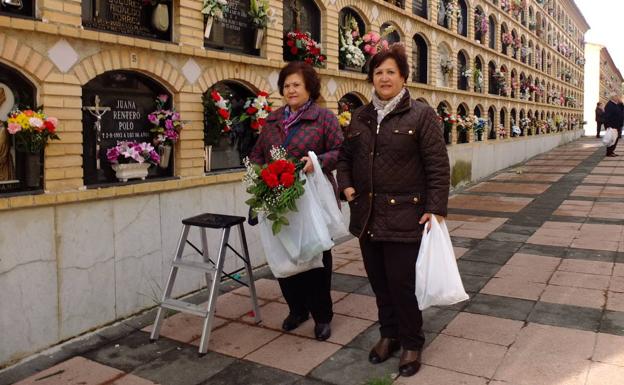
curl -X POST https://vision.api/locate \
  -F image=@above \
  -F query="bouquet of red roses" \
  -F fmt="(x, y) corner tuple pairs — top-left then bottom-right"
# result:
(243, 146), (306, 235)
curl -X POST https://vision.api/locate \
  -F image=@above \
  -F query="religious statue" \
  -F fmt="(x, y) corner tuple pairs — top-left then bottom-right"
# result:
(83, 95), (110, 170)
(289, 0), (301, 31)
(0, 87), (13, 181)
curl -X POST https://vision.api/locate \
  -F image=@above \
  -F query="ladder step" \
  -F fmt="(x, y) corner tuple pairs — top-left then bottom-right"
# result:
(172, 260), (217, 274)
(161, 298), (209, 317)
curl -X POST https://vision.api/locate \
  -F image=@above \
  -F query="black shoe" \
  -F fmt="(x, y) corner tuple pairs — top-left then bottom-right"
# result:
(398, 349), (422, 377)
(281, 313), (309, 331)
(314, 323), (331, 341)
(368, 337), (401, 364)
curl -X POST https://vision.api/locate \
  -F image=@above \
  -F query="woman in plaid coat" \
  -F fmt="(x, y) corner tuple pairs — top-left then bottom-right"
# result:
(249, 61), (344, 341)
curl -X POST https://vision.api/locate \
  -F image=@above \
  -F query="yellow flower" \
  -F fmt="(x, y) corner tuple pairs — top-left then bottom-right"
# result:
(338, 111), (351, 128)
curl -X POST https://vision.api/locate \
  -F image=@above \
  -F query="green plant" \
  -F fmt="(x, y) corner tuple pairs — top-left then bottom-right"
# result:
(249, 0), (270, 28)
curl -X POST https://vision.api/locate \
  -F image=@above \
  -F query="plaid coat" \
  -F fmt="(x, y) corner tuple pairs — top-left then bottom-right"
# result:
(249, 102), (344, 195)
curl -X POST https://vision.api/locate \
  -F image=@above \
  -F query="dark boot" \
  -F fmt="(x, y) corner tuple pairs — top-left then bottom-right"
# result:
(314, 323), (331, 341)
(281, 313), (309, 331)
(368, 337), (400, 364)
(398, 349), (422, 377)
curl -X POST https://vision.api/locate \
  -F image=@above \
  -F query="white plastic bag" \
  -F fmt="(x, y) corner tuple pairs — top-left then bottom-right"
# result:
(415, 215), (469, 310)
(258, 213), (324, 278)
(602, 127), (618, 147)
(306, 151), (349, 240)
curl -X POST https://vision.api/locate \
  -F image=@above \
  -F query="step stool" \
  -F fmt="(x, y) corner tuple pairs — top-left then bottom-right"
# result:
(150, 213), (262, 354)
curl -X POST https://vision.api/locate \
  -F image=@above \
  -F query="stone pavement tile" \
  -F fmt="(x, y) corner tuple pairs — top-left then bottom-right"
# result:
(492, 171), (564, 182)
(559, 259), (614, 275)
(593, 333), (624, 366)
(583, 175), (611, 184)
(309, 347), (397, 385)
(197, 360), (301, 385)
(553, 200), (593, 217)
(518, 243), (566, 258)
(332, 257), (351, 271)
(590, 202), (624, 220)
(527, 302), (603, 332)
(525, 159), (581, 166)
(331, 273), (369, 293)
(549, 271), (611, 290)
(494, 264), (555, 284)
(422, 307), (459, 333)
(467, 182), (550, 195)
(615, 263), (624, 276)
(13, 357), (125, 385)
(464, 294), (535, 321)
(451, 236), (480, 249)
(610, 276), (624, 292)
(506, 253), (561, 269)
(333, 293), (378, 321)
(231, 278), (283, 301)
(486, 232), (530, 243)
(448, 195), (533, 213)
(345, 324), (380, 351)
(394, 364), (487, 385)
(240, 301), (290, 330)
(457, 260), (501, 277)
(131, 346), (235, 385)
(292, 378), (334, 385)
(460, 248), (516, 265)
(84, 331), (182, 373)
(354, 282), (374, 296)
(194, 321), (280, 358)
(112, 375), (158, 384)
(571, 185), (603, 197)
(526, 235), (572, 248)
(540, 285), (605, 309)
(454, 246), (469, 259)
(442, 313), (524, 346)
(214, 292), (266, 319)
(565, 248), (617, 262)
(571, 238), (620, 252)
(141, 313), (227, 344)
(334, 260), (367, 277)
(289, 314), (374, 346)
(600, 311), (624, 336)
(246, 334), (341, 376)
(607, 291), (624, 312)
(461, 274), (490, 294)
(480, 277), (546, 301)
(586, 362), (624, 385)
(602, 186), (624, 198)
(422, 334), (507, 378)
(522, 165), (575, 173)
(275, 290), (349, 306)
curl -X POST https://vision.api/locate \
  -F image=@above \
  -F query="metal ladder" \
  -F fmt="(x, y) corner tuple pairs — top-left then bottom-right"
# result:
(150, 213), (262, 354)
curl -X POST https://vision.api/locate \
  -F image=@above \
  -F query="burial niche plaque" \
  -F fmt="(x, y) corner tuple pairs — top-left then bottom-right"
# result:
(204, 0), (258, 55)
(82, 0), (171, 41)
(82, 71), (172, 185)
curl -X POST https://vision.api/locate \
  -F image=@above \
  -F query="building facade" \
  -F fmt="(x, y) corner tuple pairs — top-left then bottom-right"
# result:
(0, 0), (587, 367)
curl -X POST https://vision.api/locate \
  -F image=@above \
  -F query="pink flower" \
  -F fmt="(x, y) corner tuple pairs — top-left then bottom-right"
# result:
(370, 46), (378, 55)
(165, 119), (174, 130)
(381, 40), (389, 50)
(148, 114), (159, 124)
(371, 33), (380, 43)
(106, 147), (120, 163)
(157, 94), (168, 103)
(45, 117), (58, 128)
(362, 34), (371, 43)
(172, 112), (180, 121)
(7, 122), (21, 134)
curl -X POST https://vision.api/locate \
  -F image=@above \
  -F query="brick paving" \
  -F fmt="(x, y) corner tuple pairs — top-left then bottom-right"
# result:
(3, 137), (624, 385)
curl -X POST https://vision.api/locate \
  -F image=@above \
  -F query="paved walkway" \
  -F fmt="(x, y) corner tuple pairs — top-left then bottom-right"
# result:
(3, 137), (624, 385)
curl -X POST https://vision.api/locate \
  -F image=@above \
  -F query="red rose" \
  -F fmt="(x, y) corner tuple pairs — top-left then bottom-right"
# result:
(43, 120), (56, 133)
(319, 55), (326, 62)
(261, 168), (279, 188)
(283, 161), (295, 174)
(287, 40), (295, 47)
(258, 91), (269, 97)
(280, 172), (295, 188)
(222, 125), (231, 133)
(211, 90), (221, 102)
(250, 120), (260, 130)
(264, 105), (272, 112)
(290, 47), (298, 55)
(304, 57), (313, 64)
(218, 109), (230, 119)
(256, 118), (266, 127)
(246, 107), (258, 115)
(269, 159), (287, 175)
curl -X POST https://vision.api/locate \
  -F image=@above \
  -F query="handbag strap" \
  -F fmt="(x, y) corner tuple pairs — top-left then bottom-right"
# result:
(282, 121), (302, 148)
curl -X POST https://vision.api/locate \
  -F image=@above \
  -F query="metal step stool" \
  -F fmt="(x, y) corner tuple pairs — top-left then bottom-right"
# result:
(150, 213), (262, 354)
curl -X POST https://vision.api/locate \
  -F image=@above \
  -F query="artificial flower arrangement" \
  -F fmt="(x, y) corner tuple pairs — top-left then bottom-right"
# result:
(243, 146), (306, 235)
(473, 116), (486, 137)
(6, 108), (60, 153)
(520, 117), (531, 133)
(338, 111), (352, 129)
(361, 25), (394, 57)
(106, 141), (160, 165)
(202, 0), (228, 20)
(202, 89), (232, 146)
(473, 68), (483, 92)
(461, 66), (472, 79)
(237, 91), (273, 133)
(440, 58), (454, 75)
(502, 32), (513, 48)
(500, 0), (510, 12)
(475, 12), (488, 35)
(497, 124), (507, 139)
(285, 31), (326, 67)
(442, 0), (461, 25)
(510, 0), (526, 17)
(148, 94), (184, 146)
(248, 0), (270, 28)
(339, 15), (366, 69)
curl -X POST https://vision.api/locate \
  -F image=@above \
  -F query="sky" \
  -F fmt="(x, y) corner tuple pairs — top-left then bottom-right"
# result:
(575, 0), (624, 72)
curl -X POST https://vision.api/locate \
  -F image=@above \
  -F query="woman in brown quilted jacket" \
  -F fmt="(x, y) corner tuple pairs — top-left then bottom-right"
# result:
(336, 44), (450, 377)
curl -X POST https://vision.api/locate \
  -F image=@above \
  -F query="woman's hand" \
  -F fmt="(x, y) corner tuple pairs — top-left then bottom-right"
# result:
(419, 213), (444, 232)
(344, 187), (357, 202)
(301, 156), (314, 173)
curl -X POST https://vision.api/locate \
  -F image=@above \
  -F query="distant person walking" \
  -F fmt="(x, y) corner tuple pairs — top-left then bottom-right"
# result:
(595, 102), (604, 138)
(603, 93), (624, 157)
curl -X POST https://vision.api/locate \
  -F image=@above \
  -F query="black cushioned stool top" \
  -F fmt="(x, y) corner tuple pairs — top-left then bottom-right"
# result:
(182, 213), (245, 229)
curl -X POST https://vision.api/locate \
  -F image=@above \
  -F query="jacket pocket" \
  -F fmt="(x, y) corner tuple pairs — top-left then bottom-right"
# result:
(381, 193), (424, 232)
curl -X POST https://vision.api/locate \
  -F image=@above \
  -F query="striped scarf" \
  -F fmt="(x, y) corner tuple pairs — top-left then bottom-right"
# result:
(282, 99), (313, 134)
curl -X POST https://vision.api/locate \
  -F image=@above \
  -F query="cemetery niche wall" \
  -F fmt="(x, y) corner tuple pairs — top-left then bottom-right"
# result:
(204, 0), (260, 55)
(0, 0), (34, 18)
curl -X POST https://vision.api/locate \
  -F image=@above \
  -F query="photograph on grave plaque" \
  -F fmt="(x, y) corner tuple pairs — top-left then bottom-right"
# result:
(0, 62), (38, 193)
(82, 70), (173, 185)
(81, 0), (172, 41)
(204, 0), (259, 55)
(0, 0), (35, 18)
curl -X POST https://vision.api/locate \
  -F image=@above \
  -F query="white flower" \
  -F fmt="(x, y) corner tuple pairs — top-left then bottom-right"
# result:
(28, 117), (43, 128)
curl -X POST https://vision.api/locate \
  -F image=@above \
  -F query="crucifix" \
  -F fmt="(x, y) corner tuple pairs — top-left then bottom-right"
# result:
(83, 95), (110, 170)
(289, 0), (301, 31)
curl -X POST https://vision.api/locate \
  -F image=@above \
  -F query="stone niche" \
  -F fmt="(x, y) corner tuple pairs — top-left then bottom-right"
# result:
(204, 0), (259, 55)
(0, 0), (35, 18)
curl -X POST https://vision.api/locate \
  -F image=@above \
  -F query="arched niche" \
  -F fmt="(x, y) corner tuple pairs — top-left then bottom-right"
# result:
(457, 50), (469, 91)
(82, 70), (171, 186)
(488, 105), (496, 139)
(437, 43), (452, 88)
(283, 0), (321, 61)
(488, 61), (497, 95)
(381, 22), (401, 44)
(412, 33), (429, 84)
(338, 7), (366, 71)
(436, 101), (452, 144)
(474, 56), (484, 93)
(500, 108), (507, 133)
(0, 62), (37, 192)
(510, 108), (518, 136)
(338, 92), (366, 113)
(488, 15), (497, 50)
(473, 105), (483, 117)
(457, 0), (468, 36)
(413, 0), (428, 18)
(456, 103), (469, 144)
(204, 80), (258, 171)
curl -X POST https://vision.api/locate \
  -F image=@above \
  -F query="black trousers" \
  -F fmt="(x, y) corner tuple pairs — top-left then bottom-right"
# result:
(607, 135), (620, 155)
(360, 237), (425, 351)
(277, 250), (333, 324)
(596, 122), (602, 138)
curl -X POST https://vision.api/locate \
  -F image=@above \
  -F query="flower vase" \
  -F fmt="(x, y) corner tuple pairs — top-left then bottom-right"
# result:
(477, 131), (483, 141)
(204, 145), (212, 172)
(112, 163), (150, 182)
(204, 16), (214, 39)
(344, 64), (362, 72)
(151, 3), (170, 32)
(24, 152), (41, 188)
(254, 28), (265, 49)
(158, 144), (172, 169)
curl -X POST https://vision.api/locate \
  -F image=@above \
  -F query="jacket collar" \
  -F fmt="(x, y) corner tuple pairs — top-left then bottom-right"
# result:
(359, 89), (412, 123)
(267, 101), (321, 123)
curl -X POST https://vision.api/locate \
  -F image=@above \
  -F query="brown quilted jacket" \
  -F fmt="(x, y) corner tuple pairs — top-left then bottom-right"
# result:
(336, 91), (450, 242)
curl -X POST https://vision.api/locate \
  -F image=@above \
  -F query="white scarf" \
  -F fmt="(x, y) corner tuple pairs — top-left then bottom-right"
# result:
(372, 88), (407, 125)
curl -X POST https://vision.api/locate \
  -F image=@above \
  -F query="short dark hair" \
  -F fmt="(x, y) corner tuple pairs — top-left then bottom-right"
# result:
(367, 43), (410, 82)
(277, 61), (321, 101)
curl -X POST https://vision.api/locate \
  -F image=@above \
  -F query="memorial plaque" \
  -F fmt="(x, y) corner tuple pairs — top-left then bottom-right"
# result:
(205, 0), (258, 55)
(0, 0), (35, 18)
(82, 71), (172, 185)
(82, 0), (171, 41)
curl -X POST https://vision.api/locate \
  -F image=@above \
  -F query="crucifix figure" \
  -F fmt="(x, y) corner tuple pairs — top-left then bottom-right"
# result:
(289, 0), (301, 31)
(83, 95), (110, 170)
